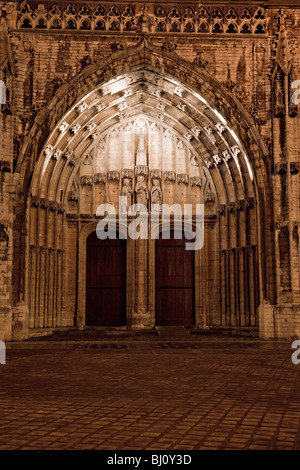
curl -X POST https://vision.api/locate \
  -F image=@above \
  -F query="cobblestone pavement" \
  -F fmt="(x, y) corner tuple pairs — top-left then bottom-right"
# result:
(0, 334), (300, 450)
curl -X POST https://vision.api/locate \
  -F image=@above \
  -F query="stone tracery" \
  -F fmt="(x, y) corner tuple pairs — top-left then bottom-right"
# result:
(18, 2), (268, 35)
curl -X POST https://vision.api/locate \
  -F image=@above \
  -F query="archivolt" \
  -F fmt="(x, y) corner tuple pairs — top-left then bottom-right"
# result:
(16, 40), (275, 302)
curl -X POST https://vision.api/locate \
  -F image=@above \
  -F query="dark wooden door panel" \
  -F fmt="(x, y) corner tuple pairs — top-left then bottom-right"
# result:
(156, 289), (186, 325)
(155, 232), (195, 326)
(86, 288), (126, 326)
(87, 246), (126, 288)
(86, 233), (126, 326)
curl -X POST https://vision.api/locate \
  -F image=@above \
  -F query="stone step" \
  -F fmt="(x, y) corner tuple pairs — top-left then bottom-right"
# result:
(155, 326), (190, 337)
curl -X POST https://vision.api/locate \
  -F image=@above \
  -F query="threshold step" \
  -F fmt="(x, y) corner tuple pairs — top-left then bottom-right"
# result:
(155, 326), (190, 337)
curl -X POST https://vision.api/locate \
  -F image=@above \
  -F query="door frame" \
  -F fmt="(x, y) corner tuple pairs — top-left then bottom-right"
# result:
(149, 221), (204, 328)
(77, 221), (133, 328)
(85, 231), (127, 327)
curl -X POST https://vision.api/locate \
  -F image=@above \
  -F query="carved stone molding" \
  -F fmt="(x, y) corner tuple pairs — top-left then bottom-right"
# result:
(276, 221), (289, 230)
(80, 55), (94, 70)
(121, 168), (134, 180)
(48, 201), (58, 212)
(174, 86), (183, 97)
(189, 154), (199, 168)
(275, 162), (287, 175)
(90, 130), (99, 141)
(218, 204), (226, 215)
(230, 145), (241, 158)
(204, 191), (215, 203)
(204, 182), (215, 203)
(68, 154), (78, 166)
(94, 173), (106, 184)
(275, 105), (285, 118)
(135, 166), (148, 177)
(68, 190), (78, 202)
(184, 132), (193, 141)
(290, 162), (300, 175)
(205, 221), (216, 230)
(96, 102), (106, 112)
(39, 198), (49, 210)
(150, 169), (162, 180)
(44, 145), (54, 158)
(163, 171), (176, 183)
(191, 126), (201, 137)
(86, 122), (96, 133)
(57, 203), (65, 214)
(52, 149), (62, 160)
(162, 42), (177, 54)
(222, 80), (236, 92)
(77, 101), (88, 114)
(18, 4), (268, 35)
(80, 175), (93, 186)
(222, 150), (231, 162)
(118, 102), (127, 111)
(63, 148), (73, 160)
(30, 196), (40, 208)
(58, 122), (68, 133)
(70, 123), (81, 134)
(204, 159), (213, 169)
(177, 174), (189, 185)
(177, 102), (186, 112)
(193, 54), (208, 70)
(236, 200), (245, 211)
(107, 171), (120, 182)
(157, 102), (166, 112)
(110, 41), (124, 53)
(84, 155), (93, 166)
(212, 154), (222, 165)
(289, 104), (298, 118)
(246, 105), (258, 121)
(0, 161), (11, 172)
(246, 197), (255, 209)
(190, 177), (202, 187)
(227, 202), (236, 213)
(216, 122), (226, 133)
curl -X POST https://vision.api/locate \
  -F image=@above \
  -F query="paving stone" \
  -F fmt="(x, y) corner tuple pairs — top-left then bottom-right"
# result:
(1, 336), (300, 450)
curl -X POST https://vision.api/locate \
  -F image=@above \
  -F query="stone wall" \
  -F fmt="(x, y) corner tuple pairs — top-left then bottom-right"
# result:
(0, 1), (299, 339)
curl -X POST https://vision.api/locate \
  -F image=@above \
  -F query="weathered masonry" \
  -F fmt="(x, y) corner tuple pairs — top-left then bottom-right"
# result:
(0, 1), (300, 340)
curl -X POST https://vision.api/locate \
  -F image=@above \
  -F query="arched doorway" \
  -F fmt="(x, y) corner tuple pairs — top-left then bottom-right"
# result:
(21, 45), (273, 339)
(155, 231), (195, 326)
(86, 232), (126, 326)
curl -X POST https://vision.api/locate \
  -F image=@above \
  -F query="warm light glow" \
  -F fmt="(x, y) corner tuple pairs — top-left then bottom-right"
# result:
(40, 71), (254, 183)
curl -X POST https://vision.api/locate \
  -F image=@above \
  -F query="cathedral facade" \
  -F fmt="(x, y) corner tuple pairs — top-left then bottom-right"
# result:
(0, 0), (300, 341)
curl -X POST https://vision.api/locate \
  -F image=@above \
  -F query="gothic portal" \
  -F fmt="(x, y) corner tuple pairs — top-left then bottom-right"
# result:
(0, 1), (300, 340)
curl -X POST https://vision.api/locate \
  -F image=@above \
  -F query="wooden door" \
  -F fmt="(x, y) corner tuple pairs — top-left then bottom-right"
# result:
(155, 231), (194, 326)
(86, 232), (126, 326)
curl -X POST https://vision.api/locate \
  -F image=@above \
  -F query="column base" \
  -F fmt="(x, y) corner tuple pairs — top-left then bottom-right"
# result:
(129, 311), (151, 329)
(259, 301), (300, 340)
(0, 307), (12, 341)
(11, 302), (29, 341)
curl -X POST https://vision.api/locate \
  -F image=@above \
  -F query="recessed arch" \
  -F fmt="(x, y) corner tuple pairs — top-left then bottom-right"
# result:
(15, 41), (276, 334)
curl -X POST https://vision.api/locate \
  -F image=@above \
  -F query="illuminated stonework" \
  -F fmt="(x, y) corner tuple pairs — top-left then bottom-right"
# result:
(0, 2), (299, 341)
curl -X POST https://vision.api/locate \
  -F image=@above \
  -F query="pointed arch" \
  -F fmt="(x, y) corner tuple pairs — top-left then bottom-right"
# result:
(14, 41), (276, 329)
